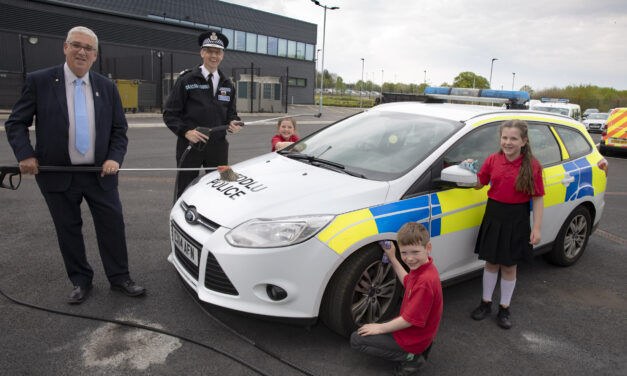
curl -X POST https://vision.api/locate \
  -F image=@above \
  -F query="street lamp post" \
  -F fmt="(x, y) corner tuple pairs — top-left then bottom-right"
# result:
(489, 57), (498, 89)
(512, 72), (516, 91)
(311, 1), (339, 116)
(360, 57), (364, 108)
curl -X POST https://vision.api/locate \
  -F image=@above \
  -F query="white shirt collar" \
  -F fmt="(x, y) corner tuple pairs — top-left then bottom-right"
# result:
(64, 63), (91, 86)
(200, 65), (218, 81)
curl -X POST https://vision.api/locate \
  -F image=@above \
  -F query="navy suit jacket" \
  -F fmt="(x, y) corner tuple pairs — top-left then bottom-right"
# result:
(5, 65), (128, 192)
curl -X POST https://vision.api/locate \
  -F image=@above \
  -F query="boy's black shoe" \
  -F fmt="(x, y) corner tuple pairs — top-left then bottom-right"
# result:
(471, 300), (492, 320)
(497, 305), (512, 329)
(394, 353), (427, 376)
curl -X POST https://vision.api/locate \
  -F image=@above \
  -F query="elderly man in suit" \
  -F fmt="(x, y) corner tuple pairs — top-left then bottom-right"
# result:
(5, 26), (145, 304)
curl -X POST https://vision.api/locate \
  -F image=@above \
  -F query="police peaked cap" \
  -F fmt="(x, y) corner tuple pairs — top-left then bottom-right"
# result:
(198, 30), (228, 49)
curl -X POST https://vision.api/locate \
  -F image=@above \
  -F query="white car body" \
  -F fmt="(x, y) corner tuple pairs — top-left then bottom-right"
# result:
(583, 112), (609, 132)
(169, 95), (607, 335)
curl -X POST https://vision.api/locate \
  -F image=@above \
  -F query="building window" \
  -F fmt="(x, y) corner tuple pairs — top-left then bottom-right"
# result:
(251, 82), (257, 99)
(296, 42), (305, 59)
(263, 83), (272, 99)
(288, 77), (306, 87)
(306, 44), (314, 61)
(257, 35), (268, 54)
(278, 39), (287, 57)
(238, 82), (248, 98)
(274, 84), (281, 100)
(222, 28), (234, 49)
(234, 30), (246, 51)
(246, 33), (257, 53)
(267, 37), (278, 55)
(287, 40), (296, 58)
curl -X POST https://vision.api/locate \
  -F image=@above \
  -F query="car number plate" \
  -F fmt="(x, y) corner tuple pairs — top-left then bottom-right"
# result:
(171, 225), (199, 266)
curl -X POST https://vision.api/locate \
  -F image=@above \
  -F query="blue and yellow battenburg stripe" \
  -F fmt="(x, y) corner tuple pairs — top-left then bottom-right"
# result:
(317, 189), (489, 255)
(318, 156), (604, 255)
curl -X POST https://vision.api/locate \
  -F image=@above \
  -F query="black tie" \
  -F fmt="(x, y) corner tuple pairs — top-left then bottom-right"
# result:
(208, 73), (214, 95)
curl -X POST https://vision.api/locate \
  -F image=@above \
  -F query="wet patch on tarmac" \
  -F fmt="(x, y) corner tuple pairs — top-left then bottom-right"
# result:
(80, 317), (182, 371)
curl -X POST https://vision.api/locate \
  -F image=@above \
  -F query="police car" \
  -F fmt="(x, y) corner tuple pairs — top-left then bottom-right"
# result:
(529, 98), (582, 121)
(168, 88), (608, 336)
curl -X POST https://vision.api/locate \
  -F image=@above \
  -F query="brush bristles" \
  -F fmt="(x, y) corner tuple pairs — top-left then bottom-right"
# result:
(217, 165), (238, 181)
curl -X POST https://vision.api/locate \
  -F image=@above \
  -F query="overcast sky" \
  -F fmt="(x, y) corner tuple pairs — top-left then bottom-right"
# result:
(224, 0), (627, 91)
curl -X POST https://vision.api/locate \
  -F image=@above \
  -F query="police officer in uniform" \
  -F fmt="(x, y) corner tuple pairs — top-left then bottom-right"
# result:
(164, 30), (242, 199)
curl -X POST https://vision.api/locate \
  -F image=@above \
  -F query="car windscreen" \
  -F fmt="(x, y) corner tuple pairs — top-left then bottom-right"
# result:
(587, 113), (608, 120)
(283, 111), (461, 181)
(531, 106), (570, 116)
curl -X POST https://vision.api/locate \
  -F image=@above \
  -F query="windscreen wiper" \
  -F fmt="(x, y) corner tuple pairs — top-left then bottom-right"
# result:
(284, 153), (366, 178)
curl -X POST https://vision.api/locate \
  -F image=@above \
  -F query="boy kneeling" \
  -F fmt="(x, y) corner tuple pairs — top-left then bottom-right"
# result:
(350, 222), (443, 375)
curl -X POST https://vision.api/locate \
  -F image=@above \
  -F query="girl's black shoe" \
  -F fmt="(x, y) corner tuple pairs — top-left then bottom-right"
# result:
(497, 305), (512, 329)
(471, 300), (492, 320)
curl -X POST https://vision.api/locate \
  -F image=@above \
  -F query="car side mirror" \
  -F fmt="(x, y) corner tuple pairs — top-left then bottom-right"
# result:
(435, 165), (477, 188)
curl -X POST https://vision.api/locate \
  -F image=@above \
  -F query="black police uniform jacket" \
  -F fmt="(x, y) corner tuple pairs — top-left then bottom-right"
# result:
(163, 66), (240, 160)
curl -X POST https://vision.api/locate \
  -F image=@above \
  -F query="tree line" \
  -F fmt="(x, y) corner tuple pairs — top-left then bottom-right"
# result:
(317, 70), (627, 112)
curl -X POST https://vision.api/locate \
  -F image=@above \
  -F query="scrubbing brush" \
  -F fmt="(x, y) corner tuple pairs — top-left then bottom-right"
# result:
(217, 165), (239, 181)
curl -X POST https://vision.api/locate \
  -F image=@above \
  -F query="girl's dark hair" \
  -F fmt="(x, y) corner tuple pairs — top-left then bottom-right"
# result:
(499, 119), (537, 195)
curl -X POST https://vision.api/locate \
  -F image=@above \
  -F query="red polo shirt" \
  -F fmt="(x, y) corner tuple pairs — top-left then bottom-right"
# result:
(271, 134), (299, 151)
(477, 152), (545, 203)
(393, 257), (443, 354)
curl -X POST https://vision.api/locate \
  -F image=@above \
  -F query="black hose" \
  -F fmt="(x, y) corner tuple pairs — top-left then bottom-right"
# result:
(173, 143), (193, 204)
(182, 282), (317, 376)
(0, 286), (272, 375)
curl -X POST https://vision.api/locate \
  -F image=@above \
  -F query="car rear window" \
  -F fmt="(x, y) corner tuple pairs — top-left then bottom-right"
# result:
(554, 126), (592, 159)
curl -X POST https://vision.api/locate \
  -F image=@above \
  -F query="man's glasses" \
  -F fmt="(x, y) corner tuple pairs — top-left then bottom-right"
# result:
(67, 41), (97, 53)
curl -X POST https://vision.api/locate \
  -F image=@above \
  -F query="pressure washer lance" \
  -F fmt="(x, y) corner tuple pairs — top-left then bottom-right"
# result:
(1, 113), (320, 191)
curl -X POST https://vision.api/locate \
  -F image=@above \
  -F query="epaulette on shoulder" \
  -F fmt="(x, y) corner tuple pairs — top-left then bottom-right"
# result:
(179, 69), (192, 76)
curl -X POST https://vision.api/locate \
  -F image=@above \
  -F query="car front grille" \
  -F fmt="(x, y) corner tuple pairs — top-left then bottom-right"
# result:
(204, 252), (239, 296)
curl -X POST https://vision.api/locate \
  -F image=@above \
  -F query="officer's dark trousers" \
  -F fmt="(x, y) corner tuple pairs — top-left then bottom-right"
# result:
(40, 172), (130, 287)
(175, 140), (228, 199)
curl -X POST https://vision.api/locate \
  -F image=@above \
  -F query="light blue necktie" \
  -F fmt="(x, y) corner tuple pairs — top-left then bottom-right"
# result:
(74, 78), (89, 155)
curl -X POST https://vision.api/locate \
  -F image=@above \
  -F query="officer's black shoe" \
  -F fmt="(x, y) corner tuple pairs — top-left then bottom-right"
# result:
(394, 353), (427, 376)
(497, 305), (512, 329)
(471, 300), (492, 320)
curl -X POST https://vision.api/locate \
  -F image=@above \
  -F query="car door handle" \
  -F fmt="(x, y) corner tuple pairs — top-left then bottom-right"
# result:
(561, 175), (575, 185)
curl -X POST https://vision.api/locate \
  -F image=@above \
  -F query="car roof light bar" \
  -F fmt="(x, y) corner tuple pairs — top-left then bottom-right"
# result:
(424, 87), (530, 107)
(540, 97), (569, 103)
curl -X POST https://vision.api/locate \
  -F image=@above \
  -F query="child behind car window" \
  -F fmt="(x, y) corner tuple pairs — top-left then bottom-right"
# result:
(271, 117), (299, 151)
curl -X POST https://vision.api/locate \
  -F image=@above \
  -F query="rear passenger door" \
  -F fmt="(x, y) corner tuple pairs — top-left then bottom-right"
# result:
(542, 124), (596, 239)
(526, 122), (567, 243)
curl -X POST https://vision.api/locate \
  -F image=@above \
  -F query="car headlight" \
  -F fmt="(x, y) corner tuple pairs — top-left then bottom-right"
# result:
(225, 215), (334, 248)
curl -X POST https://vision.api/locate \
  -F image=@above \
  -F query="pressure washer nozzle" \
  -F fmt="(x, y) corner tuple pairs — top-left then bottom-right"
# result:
(217, 165), (239, 182)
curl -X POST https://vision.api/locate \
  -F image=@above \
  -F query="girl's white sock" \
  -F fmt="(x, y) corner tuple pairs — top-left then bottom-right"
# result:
(500, 278), (517, 307)
(482, 269), (499, 302)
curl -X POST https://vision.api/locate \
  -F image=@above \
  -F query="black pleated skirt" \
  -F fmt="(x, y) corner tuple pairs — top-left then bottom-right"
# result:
(475, 198), (533, 266)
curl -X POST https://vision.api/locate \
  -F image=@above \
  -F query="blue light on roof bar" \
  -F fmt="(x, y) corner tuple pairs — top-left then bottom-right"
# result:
(424, 87), (451, 95)
(425, 87), (530, 105)
(540, 97), (569, 103)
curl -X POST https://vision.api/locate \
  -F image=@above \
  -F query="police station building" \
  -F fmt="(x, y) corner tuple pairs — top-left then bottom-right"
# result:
(0, 0), (317, 113)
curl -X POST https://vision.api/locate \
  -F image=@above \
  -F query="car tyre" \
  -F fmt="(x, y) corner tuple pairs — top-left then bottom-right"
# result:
(320, 243), (403, 337)
(544, 206), (592, 266)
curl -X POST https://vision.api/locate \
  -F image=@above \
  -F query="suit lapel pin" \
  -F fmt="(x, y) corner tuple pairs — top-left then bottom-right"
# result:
(95, 92), (99, 97)
(55, 78), (59, 82)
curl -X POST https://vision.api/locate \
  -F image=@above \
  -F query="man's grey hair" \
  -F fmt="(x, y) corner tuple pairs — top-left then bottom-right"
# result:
(66, 26), (99, 48)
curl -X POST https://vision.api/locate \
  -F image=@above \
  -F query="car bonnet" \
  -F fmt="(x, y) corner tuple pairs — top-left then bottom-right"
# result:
(180, 153), (390, 228)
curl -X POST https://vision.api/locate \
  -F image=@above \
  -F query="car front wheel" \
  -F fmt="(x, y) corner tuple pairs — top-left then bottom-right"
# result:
(320, 243), (402, 337)
(545, 206), (592, 266)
